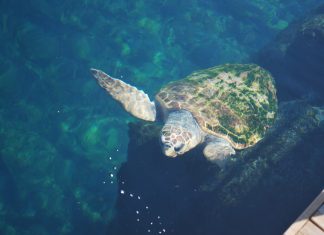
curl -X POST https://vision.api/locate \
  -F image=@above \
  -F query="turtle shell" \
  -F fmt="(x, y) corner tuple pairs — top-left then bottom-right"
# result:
(155, 64), (278, 149)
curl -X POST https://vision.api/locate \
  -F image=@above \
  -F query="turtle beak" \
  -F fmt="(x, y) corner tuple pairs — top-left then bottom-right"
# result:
(162, 144), (177, 158)
(164, 148), (177, 157)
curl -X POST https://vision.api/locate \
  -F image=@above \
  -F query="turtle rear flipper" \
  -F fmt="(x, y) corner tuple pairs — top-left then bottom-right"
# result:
(91, 68), (156, 121)
(313, 106), (324, 126)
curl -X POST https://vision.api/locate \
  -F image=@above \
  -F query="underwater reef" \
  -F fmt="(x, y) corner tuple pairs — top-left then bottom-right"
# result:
(108, 101), (324, 235)
(254, 4), (324, 104)
(0, 108), (128, 235)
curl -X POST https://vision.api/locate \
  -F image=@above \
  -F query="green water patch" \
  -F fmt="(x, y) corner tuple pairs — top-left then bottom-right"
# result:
(78, 118), (123, 153)
(73, 35), (93, 60)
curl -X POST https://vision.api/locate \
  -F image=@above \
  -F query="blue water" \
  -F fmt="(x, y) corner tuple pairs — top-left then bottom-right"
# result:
(1, 1), (324, 235)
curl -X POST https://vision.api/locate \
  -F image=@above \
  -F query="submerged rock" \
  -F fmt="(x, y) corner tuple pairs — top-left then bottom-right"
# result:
(254, 4), (324, 104)
(16, 22), (60, 64)
(108, 101), (324, 235)
(0, 105), (124, 235)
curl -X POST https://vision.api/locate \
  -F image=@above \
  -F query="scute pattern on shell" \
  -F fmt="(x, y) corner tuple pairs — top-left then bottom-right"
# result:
(156, 64), (278, 149)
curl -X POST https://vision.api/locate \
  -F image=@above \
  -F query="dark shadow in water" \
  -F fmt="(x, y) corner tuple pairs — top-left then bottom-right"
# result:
(107, 101), (324, 235)
(253, 4), (324, 105)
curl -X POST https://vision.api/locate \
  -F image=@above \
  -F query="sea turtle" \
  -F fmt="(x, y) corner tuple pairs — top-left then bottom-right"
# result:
(90, 64), (278, 167)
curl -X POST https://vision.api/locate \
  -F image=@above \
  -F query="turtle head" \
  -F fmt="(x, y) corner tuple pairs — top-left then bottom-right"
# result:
(160, 125), (192, 157)
(160, 110), (203, 158)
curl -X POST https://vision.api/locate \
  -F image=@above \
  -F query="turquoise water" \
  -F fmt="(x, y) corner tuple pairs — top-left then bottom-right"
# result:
(1, 1), (324, 235)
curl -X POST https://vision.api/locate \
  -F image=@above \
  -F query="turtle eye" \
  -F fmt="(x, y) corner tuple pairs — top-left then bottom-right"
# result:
(164, 143), (172, 149)
(174, 144), (184, 152)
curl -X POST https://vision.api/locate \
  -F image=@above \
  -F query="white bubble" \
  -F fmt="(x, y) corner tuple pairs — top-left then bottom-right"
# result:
(163, 229), (166, 233)
(157, 216), (160, 219)
(110, 181), (114, 184)
(147, 229), (151, 233)
(120, 190), (125, 194)
(150, 222), (153, 225)
(137, 196), (141, 200)
(130, 194), (134, 197)
(121, 181), (125, 184)
(159, 232), (162, 234)
(57, 110), (60, 113)
(110, 173), (114, 178)
(145, 206), (149, 210)
(114, 166), (117, 170)
(137, 218), (140, 222)
(103, 181), (106, 184)
(136, 210), (139, 214)
(117, 149), (119, 152)
(109, 157), (112, 160)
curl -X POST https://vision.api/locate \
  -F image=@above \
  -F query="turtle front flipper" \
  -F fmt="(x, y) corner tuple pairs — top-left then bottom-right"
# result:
(203, 135), (235, 168)
(91, 68), (156, 121)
